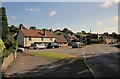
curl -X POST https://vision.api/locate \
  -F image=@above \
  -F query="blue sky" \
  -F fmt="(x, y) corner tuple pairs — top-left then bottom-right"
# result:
(2, 1), (119, 33)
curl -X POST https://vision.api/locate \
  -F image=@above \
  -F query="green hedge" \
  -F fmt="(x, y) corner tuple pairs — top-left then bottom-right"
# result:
(91, 39), (101, 44)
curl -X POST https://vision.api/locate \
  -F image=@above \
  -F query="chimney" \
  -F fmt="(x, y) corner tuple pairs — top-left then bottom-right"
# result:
(43, 29), (46, 37)
(19, 24), (26, 30)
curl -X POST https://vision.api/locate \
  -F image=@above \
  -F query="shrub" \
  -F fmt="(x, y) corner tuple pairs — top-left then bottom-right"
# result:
(0, 39), (6, 59)
(4, 35), (18, 57)
(91, 39), (101, 44)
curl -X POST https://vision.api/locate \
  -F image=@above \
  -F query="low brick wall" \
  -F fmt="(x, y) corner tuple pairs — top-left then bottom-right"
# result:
(2, 53), (17, 70)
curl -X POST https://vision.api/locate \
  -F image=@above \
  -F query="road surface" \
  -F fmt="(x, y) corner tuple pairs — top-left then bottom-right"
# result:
(5, 44), (119, 78)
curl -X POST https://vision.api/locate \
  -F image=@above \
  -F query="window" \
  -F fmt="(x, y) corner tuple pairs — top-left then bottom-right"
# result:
(50, 38), (52, 41)
(29, 37), (32, 41)
(41, 38), (44, 41)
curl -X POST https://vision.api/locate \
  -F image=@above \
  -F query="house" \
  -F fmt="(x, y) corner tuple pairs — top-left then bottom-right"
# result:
(17, 29), (56, 47)
(103, 36), (117, 44)
(67, 33), (77, 40)
(55, 35), (68, 47)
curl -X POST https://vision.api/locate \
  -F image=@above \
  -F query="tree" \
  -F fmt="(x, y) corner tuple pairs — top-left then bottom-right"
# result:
(111, 32), (117, 38)
(29, 26), (36, 30)
(63, 28), (69, 33)
(62, 28), (73, 35)
(0, 38), (6, 78)
(49, 29), (53, 32)
(103, 32), (109, 36)
(1, 7), (8, 42)
(9, 25), (19, 32)
(9, 25), (19, 40)
(81, 30), (86, 34)
(0, 8), (2, 39)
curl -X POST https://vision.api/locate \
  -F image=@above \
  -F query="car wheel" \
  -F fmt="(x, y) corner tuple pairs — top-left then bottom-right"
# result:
(17, 49), (23, 53)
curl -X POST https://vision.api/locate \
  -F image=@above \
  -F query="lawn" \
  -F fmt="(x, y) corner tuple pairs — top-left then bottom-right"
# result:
(27, 52), (76, 60)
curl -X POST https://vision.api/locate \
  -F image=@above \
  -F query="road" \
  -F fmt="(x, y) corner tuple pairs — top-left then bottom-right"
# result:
(28, 44), (119, 78)
(5, 44), (119, 78)
(83, 44), (119, 78)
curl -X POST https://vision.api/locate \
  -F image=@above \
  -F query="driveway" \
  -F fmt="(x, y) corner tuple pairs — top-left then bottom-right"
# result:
(5, 52), (52, 77)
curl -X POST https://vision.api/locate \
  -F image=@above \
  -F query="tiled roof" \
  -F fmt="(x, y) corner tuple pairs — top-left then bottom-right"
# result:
(21, 29), (55, 38)
(55, 35), (67, 43)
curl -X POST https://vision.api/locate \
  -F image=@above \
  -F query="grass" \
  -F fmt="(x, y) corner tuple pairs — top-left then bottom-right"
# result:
(27, 52), (76, 61)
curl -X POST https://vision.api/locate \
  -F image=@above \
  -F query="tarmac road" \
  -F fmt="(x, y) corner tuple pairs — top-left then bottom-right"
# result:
(28, 44), (119, 78)
(83, 44), (119, 78)
(5, 44), (119, 78)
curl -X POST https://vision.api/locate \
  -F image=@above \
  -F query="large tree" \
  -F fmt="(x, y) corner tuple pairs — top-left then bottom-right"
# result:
(62, 28), (73, 35)
(1, 7), (8, 42)
(29, 26), (36, 30)
(81, 30), (86, 34)
(111, 32), (117, 38)
(9, 25), (19, 32)
(9, 25), (19, 40)
(103, 32), (109, 37)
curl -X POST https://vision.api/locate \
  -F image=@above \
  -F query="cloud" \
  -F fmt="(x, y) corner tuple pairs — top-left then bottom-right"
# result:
(25, 8), (40, 12)
(101, 0), (120, 8)
(50, 10), (56, 16)
(10, 16), (16, 19)
(96, 21), (103, 26)
(113, 16), (118, 22)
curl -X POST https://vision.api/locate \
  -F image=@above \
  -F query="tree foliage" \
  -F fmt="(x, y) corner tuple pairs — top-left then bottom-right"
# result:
(0, 38), (6, 59)
(0, 7), (18, 58)
(9, 25), (19, 32)
(29, 26), (36, 30)
(1, 7), (8, 42)
(81, 30), (86, 34)
(9, 25), (19, 40)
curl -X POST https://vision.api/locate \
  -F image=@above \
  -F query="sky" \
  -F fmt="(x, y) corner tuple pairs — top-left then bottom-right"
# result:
(2, 0), (119, 34)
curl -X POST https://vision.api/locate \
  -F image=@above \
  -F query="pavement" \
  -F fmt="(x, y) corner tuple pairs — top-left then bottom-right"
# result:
(5, 53), (52, 77)
(4, 44), (119, 78)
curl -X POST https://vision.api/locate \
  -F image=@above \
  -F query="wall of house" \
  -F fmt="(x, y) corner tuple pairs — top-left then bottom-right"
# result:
(61, 43), (68, 47)
(105, 39), (116, 44)
(24, 37), (56, 47)
(17, 30), (24, 46)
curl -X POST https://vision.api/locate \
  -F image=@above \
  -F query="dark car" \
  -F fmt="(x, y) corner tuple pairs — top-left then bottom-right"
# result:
(72, 43), (84, 48)
(72, 44), (80, 48)
(46, 43), (60, 49)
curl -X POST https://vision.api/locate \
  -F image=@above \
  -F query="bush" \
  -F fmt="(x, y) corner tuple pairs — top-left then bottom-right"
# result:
(4, 35), (18, 57)
(0, 39), (6, 59)
(91, 39), (101, 44)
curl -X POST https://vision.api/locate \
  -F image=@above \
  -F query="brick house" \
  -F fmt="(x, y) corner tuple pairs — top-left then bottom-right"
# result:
(17, 29), (56, 47)
(55, 35), (68, 47)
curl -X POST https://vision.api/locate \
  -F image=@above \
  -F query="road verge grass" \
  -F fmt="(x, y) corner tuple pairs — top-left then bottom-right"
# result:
(27, 52), (76, 61)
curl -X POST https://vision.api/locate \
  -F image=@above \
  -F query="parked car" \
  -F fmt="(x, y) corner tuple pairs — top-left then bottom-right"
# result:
(72, 43), (84, 48)
(17, 47), (25, 52)
(72, 44), (80, 48)
(79, 42), (85, 48)
(46, 43), (60, 49)
(31, 43), (46, 49)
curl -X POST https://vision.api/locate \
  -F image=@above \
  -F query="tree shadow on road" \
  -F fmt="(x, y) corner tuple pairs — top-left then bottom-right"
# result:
(7, 57), (94, 78)
(6, 52), (119, 78)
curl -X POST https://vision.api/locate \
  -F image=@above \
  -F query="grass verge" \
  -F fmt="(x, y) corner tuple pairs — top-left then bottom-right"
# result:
(27, 52), (76, 61)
